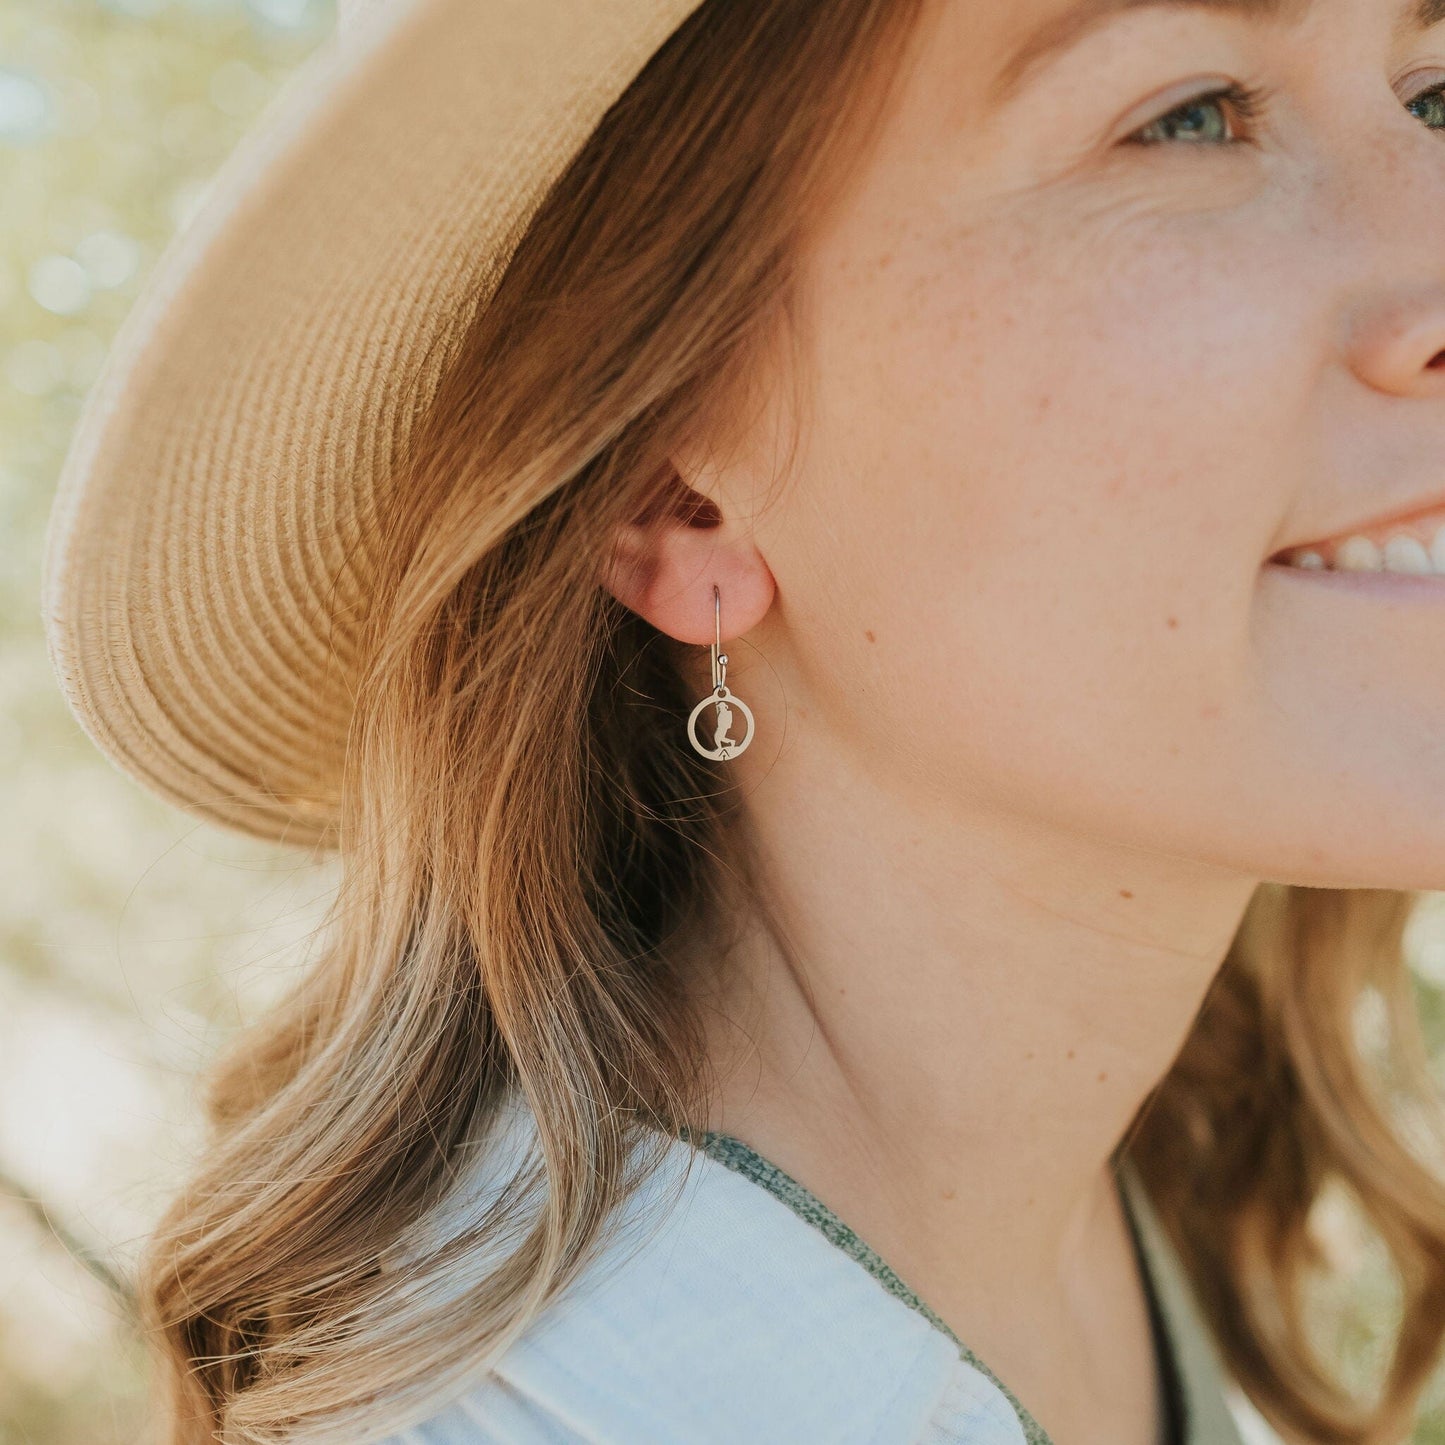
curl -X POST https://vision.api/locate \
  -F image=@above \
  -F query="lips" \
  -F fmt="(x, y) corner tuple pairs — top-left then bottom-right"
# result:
(1269, 494), (1445, 569)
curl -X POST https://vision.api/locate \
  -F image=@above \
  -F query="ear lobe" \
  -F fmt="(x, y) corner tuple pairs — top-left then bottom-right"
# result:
(598, 446), (776, 647)
(597, 463), (708, 612)
(598, 511), (774, 648)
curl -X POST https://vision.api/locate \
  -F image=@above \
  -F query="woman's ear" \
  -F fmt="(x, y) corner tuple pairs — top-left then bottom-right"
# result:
(599, 455), (775, 648)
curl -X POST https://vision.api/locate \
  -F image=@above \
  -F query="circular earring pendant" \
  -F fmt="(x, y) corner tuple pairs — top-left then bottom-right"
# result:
(688, 682), (754, 760)
(688, 586), (755, 760)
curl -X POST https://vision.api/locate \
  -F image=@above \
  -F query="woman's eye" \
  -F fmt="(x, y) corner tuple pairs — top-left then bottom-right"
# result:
(1123, 78), (1445, 151)
(1124, 83), (1266, 148)
(1406, 81), (1445, 129)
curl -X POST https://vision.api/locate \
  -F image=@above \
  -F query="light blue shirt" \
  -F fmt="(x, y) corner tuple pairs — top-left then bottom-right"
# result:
(378, 1091), (1282, 1444)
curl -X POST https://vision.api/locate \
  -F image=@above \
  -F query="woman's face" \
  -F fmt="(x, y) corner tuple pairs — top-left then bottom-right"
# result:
(715, 0), (1445, 890)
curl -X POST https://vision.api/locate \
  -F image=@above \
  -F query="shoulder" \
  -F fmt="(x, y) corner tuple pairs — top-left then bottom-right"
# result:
(376, 1100), (1030, 1445)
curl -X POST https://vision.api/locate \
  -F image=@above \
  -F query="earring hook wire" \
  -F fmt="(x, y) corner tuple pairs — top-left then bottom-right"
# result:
(711, 584), (726, 692)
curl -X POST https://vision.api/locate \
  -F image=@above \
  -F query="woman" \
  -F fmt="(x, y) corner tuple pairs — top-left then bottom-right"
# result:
(40, 0), (1445, 1440)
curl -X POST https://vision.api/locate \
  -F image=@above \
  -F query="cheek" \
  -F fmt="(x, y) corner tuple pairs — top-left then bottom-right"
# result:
(781, 194), (1317, 810)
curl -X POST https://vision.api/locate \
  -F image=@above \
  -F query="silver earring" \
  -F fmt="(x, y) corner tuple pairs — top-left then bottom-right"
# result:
(686, 584), (754, 760)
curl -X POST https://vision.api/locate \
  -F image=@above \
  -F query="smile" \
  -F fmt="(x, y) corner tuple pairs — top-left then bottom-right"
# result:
(1275, 504), (1445, 575)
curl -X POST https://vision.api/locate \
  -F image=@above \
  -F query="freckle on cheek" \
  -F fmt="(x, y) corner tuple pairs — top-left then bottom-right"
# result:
(1166, 616), (1179, 629)
(864, 629), (876, 642)
(1097, 1071), (1108, 1083)
(1119, 889), (1133, 899)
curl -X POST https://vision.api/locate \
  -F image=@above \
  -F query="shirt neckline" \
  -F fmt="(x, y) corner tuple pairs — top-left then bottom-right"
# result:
(673, 1125), (1186, 1445)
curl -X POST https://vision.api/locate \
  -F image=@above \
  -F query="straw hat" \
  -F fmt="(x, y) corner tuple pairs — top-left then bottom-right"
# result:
(40, 0), (704, 851)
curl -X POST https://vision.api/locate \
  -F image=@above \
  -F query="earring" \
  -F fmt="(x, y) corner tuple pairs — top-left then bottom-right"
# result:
(686, 584), (755, 760)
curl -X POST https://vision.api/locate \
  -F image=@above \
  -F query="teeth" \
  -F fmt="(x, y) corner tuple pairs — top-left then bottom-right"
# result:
(1383, 535), (1432, 573)
(1335, 536), (1382, 570)
(1284, 523), (1445, 574)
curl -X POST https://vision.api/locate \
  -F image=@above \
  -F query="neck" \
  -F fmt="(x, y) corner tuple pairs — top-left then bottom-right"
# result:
(678, 730), (1257, 1364)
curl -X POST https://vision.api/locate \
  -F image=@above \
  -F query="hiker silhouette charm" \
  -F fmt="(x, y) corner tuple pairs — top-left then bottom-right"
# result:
(687, 585), (754, 761)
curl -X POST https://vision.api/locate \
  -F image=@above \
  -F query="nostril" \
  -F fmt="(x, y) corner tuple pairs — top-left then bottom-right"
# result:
(1428, 348), (1445, 369)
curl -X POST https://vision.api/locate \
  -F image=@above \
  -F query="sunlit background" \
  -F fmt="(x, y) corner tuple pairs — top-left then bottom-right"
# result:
(3, 1), (1445, 1441)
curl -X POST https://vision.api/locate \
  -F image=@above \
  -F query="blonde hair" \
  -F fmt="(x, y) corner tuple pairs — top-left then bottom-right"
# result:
(138, 2), (1445, 1441)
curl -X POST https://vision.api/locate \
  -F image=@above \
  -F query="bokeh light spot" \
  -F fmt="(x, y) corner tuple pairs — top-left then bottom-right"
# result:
(27, 256), (91, 316)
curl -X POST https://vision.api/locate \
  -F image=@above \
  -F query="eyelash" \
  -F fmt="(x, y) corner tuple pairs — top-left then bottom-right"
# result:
(1125, 77), (1445, 150)
(1123, 80), (1274, 148)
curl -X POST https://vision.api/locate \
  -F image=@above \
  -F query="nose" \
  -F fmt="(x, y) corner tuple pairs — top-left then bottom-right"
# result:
(1337, 106), (1445, 399)
(1346, 285), (1445, 398)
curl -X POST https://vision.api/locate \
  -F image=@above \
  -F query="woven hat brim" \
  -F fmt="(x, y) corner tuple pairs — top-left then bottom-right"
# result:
(40, 0), (704, 850)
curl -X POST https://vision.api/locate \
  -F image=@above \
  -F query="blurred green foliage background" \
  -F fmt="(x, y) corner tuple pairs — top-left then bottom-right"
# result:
(3, 1), (1445, 1442)
(1, 2), (340, 1440)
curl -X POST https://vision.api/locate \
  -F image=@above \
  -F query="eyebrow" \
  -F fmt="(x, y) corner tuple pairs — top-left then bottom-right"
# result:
(986, 0), (1445, 111)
